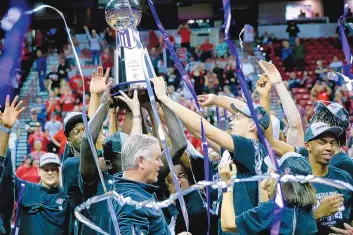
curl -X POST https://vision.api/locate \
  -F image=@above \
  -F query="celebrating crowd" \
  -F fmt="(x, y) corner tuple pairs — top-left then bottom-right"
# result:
(0, 54), (353, 235)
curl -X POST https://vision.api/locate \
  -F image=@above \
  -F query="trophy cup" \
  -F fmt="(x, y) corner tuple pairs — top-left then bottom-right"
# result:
(105, 0), (155, 107)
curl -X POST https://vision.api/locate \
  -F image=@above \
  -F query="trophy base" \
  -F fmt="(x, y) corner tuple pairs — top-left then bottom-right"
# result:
(109, 80), (155, 108)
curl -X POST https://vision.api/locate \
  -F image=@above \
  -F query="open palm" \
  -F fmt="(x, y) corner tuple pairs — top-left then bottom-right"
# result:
(258, 60), (282, 84)
(90, 66), (112, 94)
(0, 95), (25, 129)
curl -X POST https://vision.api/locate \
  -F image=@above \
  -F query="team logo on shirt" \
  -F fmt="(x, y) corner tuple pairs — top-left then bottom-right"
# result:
(56, 198), (64, 205)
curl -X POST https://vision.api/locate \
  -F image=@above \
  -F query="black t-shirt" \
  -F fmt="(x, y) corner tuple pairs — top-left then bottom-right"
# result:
(46, 72), (60, 88)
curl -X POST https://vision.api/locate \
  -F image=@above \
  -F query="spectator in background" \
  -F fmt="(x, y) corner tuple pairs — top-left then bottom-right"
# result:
(16, 156), (40, 183)
(300, 71), (314, 89)
(25, 109), (40, 137)
(45, 112), (62, 138)
(72, 35), (80, 54)
(200, 37), (214, 62)
(293, 38), (306, 71)
(329, 56), (343, 72)
(147, 29), (159, 50)
(213, 62), (225, 89)
(35, 29), (43, 50)
(166, 67), (179, 89)
(287, 72), (301, 91)
(28, 123), (49, 152)
(46, 65), (60, 91)
(101, 48), (113, 72)
(60, 88), (76, 115)
(51, 129), (66, 158)
(69, 70), (90, 98)
(215, 37), (228, 58)
(35, 49), (47, 91)
(310, 80), (332, 102)
(242, 57), (256, 91)
(192, 63), (205, 95)
(46, 93), (61, 118)
(177, 22), (191, 49)
(281, 40), (295, 72)
(58, 57), (71, 81)
(31, 97), (46, 128)
(64, 44), (75, 67)
(150, 47), (161, 73)
(45, 112), (62, 153)
(168, 85), (180, 101)
(315, 60), (328, 79)
(286, 21), (300, 46)
(84, 25), (101, 65)
(260, 31), (271, 45)
(204, 71), (219, 94)
(157, 59), (167, 75)
(29, 140), (47, 161)
(104, 26), (115, 49)
(223, 85), (235, 98)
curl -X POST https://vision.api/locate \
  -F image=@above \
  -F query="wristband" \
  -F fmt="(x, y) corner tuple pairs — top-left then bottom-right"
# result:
(0, 125), (11, 134)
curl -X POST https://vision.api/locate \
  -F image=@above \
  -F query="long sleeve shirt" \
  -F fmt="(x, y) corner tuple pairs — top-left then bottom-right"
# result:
(84, 29), (101, 51)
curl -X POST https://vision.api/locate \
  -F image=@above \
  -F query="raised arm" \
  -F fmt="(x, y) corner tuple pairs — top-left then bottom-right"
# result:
(83, 26), (92, 41)
(256, 74), (295, 157)
(80, 94), (109, 183)
(158, 104), (187, 179)
(109, 108), (118, 135)
(152, 77), (234, 152)
(259, 61), (304, 147)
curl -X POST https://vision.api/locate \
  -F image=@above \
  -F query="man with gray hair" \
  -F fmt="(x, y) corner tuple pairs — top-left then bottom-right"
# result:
(114, 134), (170, 234)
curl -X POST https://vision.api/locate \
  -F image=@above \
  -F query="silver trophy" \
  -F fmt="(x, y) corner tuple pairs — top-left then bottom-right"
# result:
(106, 0), (155, 106)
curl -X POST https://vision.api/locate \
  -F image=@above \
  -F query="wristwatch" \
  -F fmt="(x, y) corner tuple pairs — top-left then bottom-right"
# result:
(0, 125), (11, 134)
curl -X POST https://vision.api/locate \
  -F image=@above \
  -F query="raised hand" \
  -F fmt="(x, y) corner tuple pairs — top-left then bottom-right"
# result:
(258, 60), (282, 85)
(0, 95), (25, 129)
(150, 77), (168, 100)
(197, 94), (217, 107)
(90, 66), (112, 95)
(83, 25), (88, 30)
(331, 223), (353, 235)
(256, 74), (272, 97)
(117, 90), (140, 113)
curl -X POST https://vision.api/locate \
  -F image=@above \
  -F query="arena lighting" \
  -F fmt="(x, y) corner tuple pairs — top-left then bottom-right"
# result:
(257, 44), (260, 48)
(260, 47), (263, 51)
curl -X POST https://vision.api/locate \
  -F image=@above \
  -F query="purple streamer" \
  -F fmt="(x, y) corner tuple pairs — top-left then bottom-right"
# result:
(146, 0), (210, 233)
(13, 183), (25, 235)
(222, 0), (284, 234)
(216, 106), (220, 121)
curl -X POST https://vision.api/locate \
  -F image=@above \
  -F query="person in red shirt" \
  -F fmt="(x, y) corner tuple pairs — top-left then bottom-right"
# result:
(177, 23), (191, 49)
(69, 70), (90, 97)
(28, 123), (49, 152)
(16, 156), (40, 183)
(46, 93), (61, 118)
(29, 140), (47, 161)
(52, 129), (67, 158)
(102, 48), (113, 70)
(200, 37), (214, 62)
(310, 80), (332, 102)
(60, 88), (76, 114)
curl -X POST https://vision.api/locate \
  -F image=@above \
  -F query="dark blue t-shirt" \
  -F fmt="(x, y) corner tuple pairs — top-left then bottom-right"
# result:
(219, 135), (268, 235)
(236, 199), (317, 235)
(62, 157), (82, 209)
(227, 135), (268, 215)
(312, 165), (353, 234)
(113, 175), (171, 235)
(17, 179), (70, 235)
